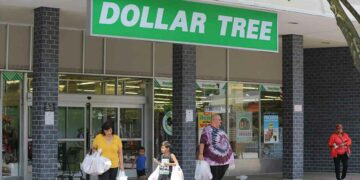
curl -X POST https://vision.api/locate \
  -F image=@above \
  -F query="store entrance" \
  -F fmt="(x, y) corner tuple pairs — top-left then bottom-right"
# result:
(28, 94), (146, 179)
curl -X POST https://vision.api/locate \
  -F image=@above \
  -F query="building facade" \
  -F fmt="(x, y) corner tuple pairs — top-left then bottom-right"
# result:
(0, 0), (359, 179)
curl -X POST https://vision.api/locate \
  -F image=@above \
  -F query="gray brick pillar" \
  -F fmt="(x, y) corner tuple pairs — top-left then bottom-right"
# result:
(282, 35), (304, 180)
(32, 7), (59, 180)
(172, 44), (196, 179)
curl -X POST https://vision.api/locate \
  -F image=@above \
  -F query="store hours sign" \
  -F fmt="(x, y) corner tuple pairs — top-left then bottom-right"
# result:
(88, 0), (278, 52)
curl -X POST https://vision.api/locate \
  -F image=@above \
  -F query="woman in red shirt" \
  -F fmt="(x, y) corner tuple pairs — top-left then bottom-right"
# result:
(328, 124), (352, 180)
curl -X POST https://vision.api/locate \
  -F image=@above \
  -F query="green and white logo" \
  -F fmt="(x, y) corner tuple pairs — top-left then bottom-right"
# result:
(88, 0), (278, 52)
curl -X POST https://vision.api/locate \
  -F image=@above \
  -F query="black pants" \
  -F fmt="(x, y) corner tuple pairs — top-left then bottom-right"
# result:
(210, 165), (229, 180)
(99, 168), (118, 180)
(333, 154), (348, 180)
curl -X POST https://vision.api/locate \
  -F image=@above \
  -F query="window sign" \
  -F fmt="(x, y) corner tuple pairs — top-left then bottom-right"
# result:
(88, 0), (278, 52)
(264, 114), (279, 144)
(236, 112), (253, 143)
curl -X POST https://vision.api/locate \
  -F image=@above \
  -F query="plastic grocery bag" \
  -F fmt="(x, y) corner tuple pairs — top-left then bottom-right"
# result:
(195, 160), (212, 180)
(171, 165), (184, 180)
(148, 166), (160, 180)
(80, 149), (112, 175)
(116, 170), (128, 180)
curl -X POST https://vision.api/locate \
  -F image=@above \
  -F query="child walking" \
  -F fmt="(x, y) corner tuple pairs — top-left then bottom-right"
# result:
(155, 141), (178, 180)
(136, 146), (147, 180)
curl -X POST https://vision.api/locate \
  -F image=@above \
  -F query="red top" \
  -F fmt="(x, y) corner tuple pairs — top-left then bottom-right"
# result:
(328, 132), (352, 158)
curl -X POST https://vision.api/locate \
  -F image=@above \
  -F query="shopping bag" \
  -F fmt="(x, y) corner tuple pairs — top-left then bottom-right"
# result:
(194, 160), (212, 180)
(116, 170), (128, 180)
(171, 165), (184, 180)
(80, 149), (112, 175)
(148, 166), (160, 180)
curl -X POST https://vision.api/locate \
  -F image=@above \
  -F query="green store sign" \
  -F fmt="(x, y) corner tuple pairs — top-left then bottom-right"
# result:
(88, 0), (278, 52)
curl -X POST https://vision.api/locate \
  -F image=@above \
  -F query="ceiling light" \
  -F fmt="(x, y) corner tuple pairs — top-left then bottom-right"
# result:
(78, 82), (96, 85)
(126, 85), (141, 88)
(155, 93), (172, 97)
(125, 92), (138, 95)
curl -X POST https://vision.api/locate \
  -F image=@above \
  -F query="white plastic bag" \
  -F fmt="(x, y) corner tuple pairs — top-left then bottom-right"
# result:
(195, 160), (212, 180)
(148, 166), (160, 180)
(80, 149), (112, 175)
(116, 170), (127, 180)
(171, 165), (184, 180)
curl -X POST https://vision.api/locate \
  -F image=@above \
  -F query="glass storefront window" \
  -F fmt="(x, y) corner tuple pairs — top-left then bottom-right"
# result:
(2, 80), (21, 177)
(92, 107), (118, 136)
(118, 78), (146, 96)
(260, 85), (283, 159)
(58, 107), (85, 139)
(122, 140), (142, 169)
(120, 108), (142, 139)
(57, 141), (84, 178)
(196, 81), (227, 141)
(154, 79), (173, 156)
(154, 79), (228, 155)
(28, 75), (148, 96)
(228, 83), (260, 159)
(64, 75), (116, 95)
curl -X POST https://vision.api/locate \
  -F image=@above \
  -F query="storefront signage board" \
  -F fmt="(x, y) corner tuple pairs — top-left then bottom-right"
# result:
(88, 0), (278, 52)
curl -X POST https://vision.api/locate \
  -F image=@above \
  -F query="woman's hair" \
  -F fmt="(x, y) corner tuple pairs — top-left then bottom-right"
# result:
(101, 121), (115, 135)
(162, 141), (171, 149)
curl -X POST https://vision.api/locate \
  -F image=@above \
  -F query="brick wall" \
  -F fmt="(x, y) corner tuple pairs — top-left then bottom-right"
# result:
(32, 7), (59, 180)
(172, 44), (197, 179)
(304, 47), (360, 172)
(282, 35), (304, 179)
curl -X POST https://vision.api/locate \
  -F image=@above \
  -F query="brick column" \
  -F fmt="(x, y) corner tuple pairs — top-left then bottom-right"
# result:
(282, 35), (304, 180)
(172, 44), (196, 179)
(32, 7), (59, 180)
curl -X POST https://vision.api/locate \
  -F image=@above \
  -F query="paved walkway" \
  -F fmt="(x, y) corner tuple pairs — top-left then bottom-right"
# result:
(224, 172), (360, 180)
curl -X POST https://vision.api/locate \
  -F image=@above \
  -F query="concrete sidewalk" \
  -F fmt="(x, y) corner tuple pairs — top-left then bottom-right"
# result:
(224, 172), (360, 180)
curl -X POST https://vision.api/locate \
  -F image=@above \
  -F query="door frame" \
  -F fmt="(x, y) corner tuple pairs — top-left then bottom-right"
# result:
(26, 93), (146, 178)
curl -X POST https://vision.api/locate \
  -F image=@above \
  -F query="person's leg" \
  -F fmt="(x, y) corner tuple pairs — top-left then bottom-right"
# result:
(98, 169), (110, 180)
(109, 168), (118, 180)
(210, 166), (220, 180)
(140, 169), (146, 180)
(341, 154), (349, 179)
(217, 165), (229, 179)
(333, 156), (341, 180)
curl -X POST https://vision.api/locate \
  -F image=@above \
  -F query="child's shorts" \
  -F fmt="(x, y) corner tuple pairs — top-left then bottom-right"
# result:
(137, 169), (146, 177)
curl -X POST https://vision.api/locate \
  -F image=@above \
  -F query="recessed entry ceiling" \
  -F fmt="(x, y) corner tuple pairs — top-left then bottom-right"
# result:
(0, 0), (358, 48)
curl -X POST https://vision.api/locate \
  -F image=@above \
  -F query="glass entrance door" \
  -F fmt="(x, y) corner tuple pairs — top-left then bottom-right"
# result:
(26, 94), (145, 179)
(89, 105), (143, 178)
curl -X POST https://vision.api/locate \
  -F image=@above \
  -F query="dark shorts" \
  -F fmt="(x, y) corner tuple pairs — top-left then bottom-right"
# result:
(137, 169), (146, 177)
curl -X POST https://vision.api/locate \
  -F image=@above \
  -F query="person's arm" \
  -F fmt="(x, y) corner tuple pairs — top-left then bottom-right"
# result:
(118, 138), (124, 171)
(328, 134), (335, 149)
(199, 130), (208, 160)
(345, 133), (352, 146)
(92, 135), (99, 153)
(166, 154), (179, 167)
(199, 143), (205, 160)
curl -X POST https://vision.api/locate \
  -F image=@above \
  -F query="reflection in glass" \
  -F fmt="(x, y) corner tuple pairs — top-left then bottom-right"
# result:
(122, 141), (142, 169)
(92, 107), (118, 137)
(58, 141), (84, 178)
(228, 83), (260, 159)
(120, 108), (142, 138)
(118, 78), (146, 96)
(2, 80), (21, 176)
(58, 107), (85, 139)
(28, 75), (148, 96)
